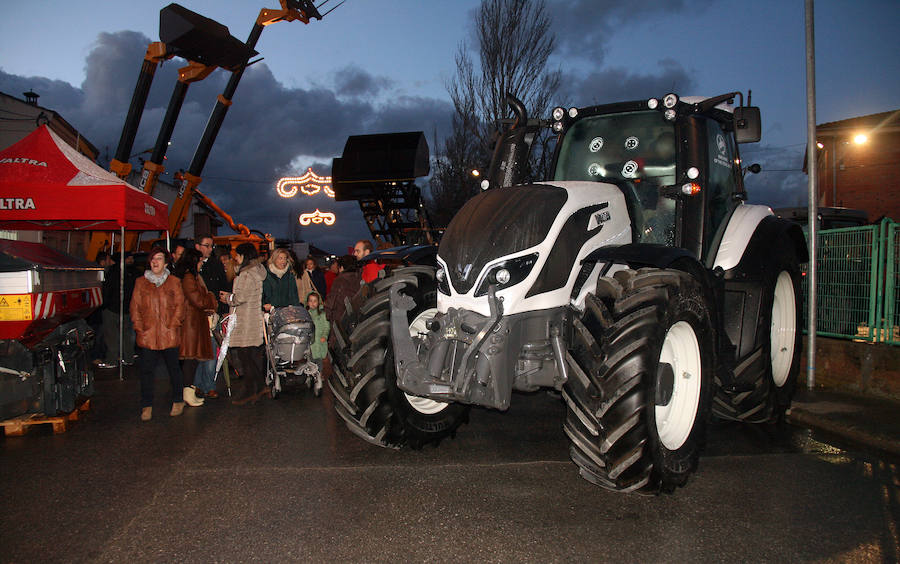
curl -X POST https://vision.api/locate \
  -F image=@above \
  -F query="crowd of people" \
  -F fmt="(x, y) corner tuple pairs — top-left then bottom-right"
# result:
(93, 236), (380, 421)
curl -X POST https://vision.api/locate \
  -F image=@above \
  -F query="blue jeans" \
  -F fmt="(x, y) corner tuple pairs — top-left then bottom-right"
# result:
(195, 336), (218, 393)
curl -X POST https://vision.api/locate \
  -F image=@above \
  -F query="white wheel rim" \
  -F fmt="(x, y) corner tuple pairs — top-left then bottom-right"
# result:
(770, 271), (796, 387)
(655, 321), (702, 451)
(403, 308), (449, 415)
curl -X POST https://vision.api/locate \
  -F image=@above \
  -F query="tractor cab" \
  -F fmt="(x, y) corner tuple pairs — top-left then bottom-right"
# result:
(546, 92), (761, 263)
(552, 108), (678, 246)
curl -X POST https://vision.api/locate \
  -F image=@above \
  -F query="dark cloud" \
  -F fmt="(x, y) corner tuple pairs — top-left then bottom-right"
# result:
(561, 58), (695, 106)
(0, 30), (453, 253)
(0, 73), (83, 113)
(546, 0), (715, 63)
(333, 65), (392, 98)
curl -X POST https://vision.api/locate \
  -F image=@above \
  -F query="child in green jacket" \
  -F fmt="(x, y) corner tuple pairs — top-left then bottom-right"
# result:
(306, 292), (330, 371)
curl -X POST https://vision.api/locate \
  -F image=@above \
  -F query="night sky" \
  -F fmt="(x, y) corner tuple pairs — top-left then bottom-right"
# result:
(1, 0), (898, 253)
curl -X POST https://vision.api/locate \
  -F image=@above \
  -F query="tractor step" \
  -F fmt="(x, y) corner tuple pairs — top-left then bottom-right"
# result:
(0, 399), (91, 436)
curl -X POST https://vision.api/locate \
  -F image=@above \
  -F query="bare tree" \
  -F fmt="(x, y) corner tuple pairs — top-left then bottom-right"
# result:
(429, 0), (560, 227)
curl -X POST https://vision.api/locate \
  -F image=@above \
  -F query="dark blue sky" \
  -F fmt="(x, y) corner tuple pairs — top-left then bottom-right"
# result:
(1, 0), (897, 252)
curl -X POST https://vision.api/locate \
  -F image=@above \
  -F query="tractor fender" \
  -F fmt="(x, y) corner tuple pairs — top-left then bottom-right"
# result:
(726, 216), (808, 282)
(713, 204), (774, 271)
(583, 243), (698, 271)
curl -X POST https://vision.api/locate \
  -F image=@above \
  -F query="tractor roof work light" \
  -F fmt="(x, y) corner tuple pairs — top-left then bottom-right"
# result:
(552, 107), (565, 121)
(648, 98), (660, 109)
(663, 93), (679, 108)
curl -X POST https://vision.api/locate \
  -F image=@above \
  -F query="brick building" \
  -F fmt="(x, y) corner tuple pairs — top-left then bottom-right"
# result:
(812, 109), (900, 223)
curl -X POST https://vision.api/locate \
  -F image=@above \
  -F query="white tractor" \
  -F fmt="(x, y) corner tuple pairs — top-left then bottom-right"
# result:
(329, 91), (806, 493)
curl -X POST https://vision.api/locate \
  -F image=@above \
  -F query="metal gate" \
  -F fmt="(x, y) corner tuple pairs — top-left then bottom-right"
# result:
(802, 218), (899, 345)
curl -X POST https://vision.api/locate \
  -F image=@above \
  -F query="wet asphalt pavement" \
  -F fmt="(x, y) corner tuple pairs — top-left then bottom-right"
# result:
(1, 369), (898, 563)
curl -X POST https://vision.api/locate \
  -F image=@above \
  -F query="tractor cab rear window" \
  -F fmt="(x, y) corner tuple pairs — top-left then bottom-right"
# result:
(553, 111), (677, 245)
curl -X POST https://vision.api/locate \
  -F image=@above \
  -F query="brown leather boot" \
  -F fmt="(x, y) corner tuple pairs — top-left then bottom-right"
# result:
(170, 402), (184, 416)
(141, 407), (152, 421)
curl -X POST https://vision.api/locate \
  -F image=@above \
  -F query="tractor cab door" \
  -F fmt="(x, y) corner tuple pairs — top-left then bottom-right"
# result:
(679, 114), (743, 263)
(702, 117), (743, 259)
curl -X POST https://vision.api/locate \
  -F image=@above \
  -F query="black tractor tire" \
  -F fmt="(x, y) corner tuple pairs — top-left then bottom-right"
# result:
(563, 269), (715, 493)
(327, 266), (469, 449)
(712, 249), (802, 423)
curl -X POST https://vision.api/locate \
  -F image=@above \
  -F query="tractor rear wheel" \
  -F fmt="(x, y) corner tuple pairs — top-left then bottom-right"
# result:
(764, 253), (802, 419)
(712, 249), (801, 423)
(563, 269), (714, 493)
(327, 266), (469, 448)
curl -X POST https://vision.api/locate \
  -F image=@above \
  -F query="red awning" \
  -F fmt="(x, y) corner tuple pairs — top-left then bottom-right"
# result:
(0, 125), (168, 231)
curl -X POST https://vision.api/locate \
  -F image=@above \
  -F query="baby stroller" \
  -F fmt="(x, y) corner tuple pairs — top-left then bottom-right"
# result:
(264, 305), (321, 397)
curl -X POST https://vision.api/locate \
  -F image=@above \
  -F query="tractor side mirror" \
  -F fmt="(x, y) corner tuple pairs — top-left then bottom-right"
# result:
(734, 106), (761, 144)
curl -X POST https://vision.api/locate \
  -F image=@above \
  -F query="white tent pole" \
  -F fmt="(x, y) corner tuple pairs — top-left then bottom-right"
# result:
(119, 226), (125, 381)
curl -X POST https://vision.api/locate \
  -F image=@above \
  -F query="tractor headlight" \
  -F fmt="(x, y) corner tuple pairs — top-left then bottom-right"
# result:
(436, 266), (451, 295)
(663, 93), (679, 108)
(474, 253), (539, 297)
(647, 98), (659, 109)
(552, 107), (565, 121)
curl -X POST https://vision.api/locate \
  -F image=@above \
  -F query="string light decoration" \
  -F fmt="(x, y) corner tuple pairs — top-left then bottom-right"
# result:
(299, 209), (336, 226)
(276, 168), (334, 198)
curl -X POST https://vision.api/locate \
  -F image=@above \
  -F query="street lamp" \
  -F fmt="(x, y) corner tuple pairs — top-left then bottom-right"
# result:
(817, 131), (872, 207)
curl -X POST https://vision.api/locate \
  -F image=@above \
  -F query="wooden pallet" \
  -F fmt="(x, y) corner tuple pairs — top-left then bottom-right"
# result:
(0, 399), (91, 436)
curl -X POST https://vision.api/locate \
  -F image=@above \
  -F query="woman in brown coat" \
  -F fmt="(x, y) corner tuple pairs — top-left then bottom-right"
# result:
(130, 246), (186, 421)
(174, 248), (218, 406)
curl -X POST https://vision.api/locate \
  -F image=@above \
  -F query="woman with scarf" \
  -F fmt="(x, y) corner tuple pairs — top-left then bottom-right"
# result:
(262, 247), (300, 311)
(130, 246), (186, 421)
(219, 243), (268, 405)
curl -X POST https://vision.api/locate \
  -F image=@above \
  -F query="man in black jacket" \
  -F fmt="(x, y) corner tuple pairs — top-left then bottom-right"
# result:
(195, 234), (229, 316)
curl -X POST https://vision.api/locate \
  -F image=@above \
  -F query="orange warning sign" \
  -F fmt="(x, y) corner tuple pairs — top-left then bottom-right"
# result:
(0, 294), (33, 321)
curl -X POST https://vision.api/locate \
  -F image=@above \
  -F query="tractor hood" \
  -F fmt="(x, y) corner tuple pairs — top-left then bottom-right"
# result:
(439, 184), (568, 294)
(437, 181), (632, 317)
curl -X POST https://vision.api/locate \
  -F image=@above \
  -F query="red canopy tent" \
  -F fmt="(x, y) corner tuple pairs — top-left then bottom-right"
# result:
(0, 125), (167, 232)
(0, 125), (169, 378)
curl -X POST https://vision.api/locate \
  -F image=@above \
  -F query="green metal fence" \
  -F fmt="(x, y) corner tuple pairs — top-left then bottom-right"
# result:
(884, 220), (900, 345)
(801, 218), (899, 344)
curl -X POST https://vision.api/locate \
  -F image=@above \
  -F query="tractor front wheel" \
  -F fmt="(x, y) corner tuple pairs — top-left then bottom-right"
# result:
(327, 267), (469, 448)
(563, 269), (714, 493)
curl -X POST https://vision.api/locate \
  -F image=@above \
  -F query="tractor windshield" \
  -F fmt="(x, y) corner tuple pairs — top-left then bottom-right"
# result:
(553, 110), (677, 245)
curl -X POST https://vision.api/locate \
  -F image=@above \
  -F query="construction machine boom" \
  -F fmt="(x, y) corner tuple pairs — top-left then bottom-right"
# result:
(89, 1), (325, 260)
